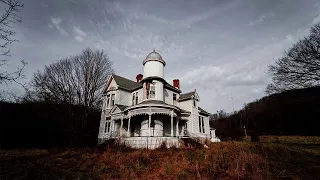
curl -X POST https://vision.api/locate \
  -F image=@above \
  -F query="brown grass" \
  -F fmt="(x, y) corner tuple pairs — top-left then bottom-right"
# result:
(1, 136), (319, 180)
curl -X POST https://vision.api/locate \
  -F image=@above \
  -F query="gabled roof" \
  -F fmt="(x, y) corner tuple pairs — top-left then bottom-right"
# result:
(112, 74), (142, 91)
(198, 107), (210, 115)
(177, 91), (196, 101)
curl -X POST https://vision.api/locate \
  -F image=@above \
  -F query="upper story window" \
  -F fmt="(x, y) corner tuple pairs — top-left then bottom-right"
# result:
(150, 85), (155, 98)
(135, 92), (138, 104)
(132, 92), (139, 105)
(106, 94), (110, 107)
(173, 93), (177, 101)
(132, 93), (135, 105)
(173, 93), (177, 105)
(111, 94), (115, 106)
(193, 98), (196, 107)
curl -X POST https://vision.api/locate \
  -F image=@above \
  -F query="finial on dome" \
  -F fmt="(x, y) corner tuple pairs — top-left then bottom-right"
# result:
(153, 49), (155, 52)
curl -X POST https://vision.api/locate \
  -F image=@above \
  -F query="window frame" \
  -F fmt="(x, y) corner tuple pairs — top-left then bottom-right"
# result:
(193, 98), (196, 107)
(111, 94), (115, 106)
(201, 117), (205, 133)
(135, 92), (138, 104)
(173, 93), (177, 101)
(106, 94), (110, 107)
(149, 85), (156, 98)
(132, 93), (135, 105)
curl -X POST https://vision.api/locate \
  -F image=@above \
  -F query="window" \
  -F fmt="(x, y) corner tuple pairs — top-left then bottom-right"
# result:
(199, 116), (201, 133)
(105, 121), (111, 133)
(199, 116), (205, 133)
(193, 98), (196, 107)
(106, 94), (110, 107)
(105, 117), (111, 133)
(135, 92), (138, 104)
(202, 117), (205, 133)
(132, 93), (135, 105)
(150, 85), (155, 98)
(111, 94), (115, 106)
(173, 93), (177, 101)
(132, 92), (139, 105)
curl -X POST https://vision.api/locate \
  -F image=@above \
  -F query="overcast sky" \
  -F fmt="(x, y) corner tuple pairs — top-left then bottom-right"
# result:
(1, 0), (320, 113)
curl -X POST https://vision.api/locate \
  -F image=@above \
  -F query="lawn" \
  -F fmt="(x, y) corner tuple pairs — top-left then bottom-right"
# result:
(1, 136), (319, 180)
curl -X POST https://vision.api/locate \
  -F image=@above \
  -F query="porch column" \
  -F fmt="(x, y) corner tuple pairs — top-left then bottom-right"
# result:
(176, 117), (179, 137)
(171, 110), (173, 137)
(127, 116), (131, 137)
(148, 114), (151, 136)
(120, 116), (123, 136)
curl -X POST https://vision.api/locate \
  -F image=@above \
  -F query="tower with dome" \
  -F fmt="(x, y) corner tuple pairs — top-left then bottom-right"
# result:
(98, 50), (220, 148)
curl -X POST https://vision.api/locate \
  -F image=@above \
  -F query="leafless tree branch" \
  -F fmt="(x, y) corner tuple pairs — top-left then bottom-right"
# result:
(266, 22), (320, 94)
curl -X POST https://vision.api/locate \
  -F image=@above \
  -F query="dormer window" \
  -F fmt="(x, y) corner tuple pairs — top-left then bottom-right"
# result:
(150, 85), (155, 98)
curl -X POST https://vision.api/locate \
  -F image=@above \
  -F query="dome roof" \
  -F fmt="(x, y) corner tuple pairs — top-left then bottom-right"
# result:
(143, 49), (166, 66)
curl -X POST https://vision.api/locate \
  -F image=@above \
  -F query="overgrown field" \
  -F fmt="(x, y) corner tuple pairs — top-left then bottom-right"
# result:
(1, 136), (319, 180)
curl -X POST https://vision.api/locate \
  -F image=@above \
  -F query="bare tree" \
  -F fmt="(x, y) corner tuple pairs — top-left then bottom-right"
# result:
(30, 48), (114, 107)
(0, 0), (26, 83)
(266, 22), (320, 94)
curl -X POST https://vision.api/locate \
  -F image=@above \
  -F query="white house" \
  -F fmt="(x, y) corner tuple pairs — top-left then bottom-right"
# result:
(98, 50), (220, 148)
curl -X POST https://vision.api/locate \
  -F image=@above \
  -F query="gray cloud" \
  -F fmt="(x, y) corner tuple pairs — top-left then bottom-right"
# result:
(1, 0), (320, 112)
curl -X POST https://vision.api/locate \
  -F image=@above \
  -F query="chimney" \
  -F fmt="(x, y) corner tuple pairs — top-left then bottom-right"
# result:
(136, 74), (143, 83)
(173, 79), (180, 89)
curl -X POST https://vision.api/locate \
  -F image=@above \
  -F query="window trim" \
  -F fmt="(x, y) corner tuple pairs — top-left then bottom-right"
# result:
(111, 94), (115, 106)
(202, 117), (205, 133)
(106, 94), (110, 107)
(149, 85), (156, 99)
(135, 92), (138, 104)
(132, 93), (135, 105)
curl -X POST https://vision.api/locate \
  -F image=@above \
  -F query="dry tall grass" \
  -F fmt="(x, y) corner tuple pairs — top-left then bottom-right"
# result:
(1, 136), (319, 180)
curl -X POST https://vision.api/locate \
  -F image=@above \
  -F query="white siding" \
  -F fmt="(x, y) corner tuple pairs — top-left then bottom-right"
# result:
(178, 100), (192, 112)
(164, 88), (180, 105)
(143, 61), (164, 78)
(131, 88), (143, 105)
(117, 90), (131, 106)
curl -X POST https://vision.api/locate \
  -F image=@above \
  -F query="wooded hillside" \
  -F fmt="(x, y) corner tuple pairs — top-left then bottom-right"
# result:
(212, 86), (320, 140)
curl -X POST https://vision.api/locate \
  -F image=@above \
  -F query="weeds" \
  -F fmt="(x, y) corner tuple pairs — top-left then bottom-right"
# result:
(1, 136), (319, 179)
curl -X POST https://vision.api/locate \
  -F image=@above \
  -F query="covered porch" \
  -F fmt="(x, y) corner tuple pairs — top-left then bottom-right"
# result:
(110, 106), (188, 138)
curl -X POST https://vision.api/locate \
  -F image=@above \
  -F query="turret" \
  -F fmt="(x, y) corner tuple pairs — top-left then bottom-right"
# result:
(142, 50), (166, 101)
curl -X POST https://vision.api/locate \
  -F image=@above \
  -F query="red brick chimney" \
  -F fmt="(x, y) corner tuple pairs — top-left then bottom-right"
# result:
(173, 79), (180, 89)
(136, 74), (143, 83)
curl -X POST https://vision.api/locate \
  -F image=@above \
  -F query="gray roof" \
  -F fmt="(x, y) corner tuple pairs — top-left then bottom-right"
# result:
(112, 74), (142, 91)
(112, 74), (181, 93)
(177, 91), (195, 101)
(138, 100), (168, 105)
(115, 104), (128, 111)
(198, 107), (210, 115)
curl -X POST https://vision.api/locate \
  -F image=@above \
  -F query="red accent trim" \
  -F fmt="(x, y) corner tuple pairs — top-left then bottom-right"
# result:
(146, 82), (150, 99)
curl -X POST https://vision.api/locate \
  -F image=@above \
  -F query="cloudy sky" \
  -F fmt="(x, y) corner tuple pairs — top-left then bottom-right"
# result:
(1, 0), (320, 113)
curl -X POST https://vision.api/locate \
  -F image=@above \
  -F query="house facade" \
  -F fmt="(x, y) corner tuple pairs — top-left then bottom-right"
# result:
(98, 50), (219, 148)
